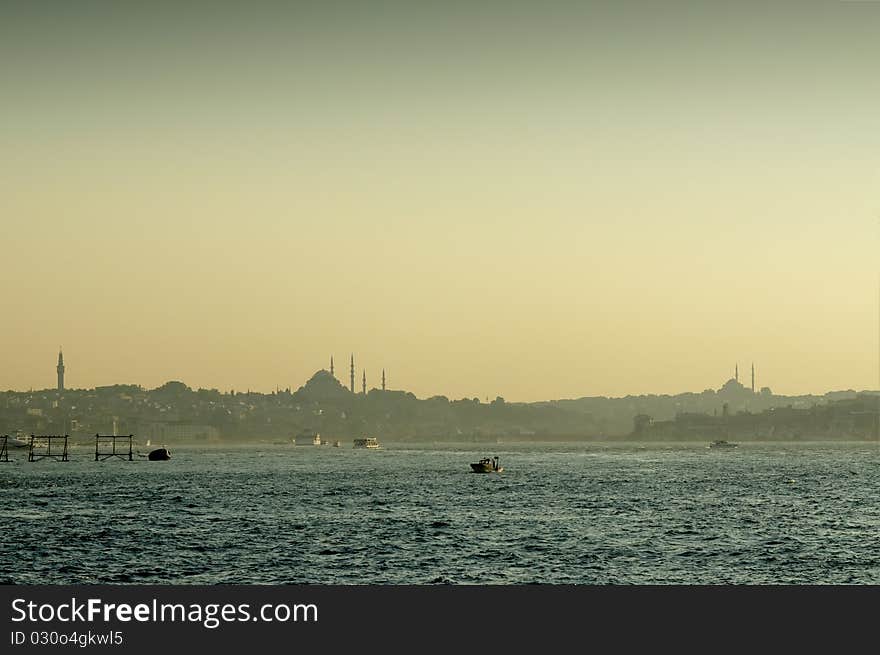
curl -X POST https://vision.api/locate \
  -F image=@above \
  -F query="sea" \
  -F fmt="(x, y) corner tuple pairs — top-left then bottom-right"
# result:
(2, 440), (879, 585)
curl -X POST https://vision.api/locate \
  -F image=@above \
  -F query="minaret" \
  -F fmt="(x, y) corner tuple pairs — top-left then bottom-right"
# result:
(735, 363), (739, 383)
(56, 348), (65, 392)
(330, 356), (334, 376)
(382, 369), (386, 392)
(350, 354), (355, 393)
(362, 370), (366, 395)
(751, 363), (755, 393)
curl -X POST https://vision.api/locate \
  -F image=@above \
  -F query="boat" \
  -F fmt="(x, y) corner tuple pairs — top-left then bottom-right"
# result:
(353, 437), (380, 449)
(7, 431), (30, 448)
(707, 440), (738, 449)
(147, 447), (171, 460)
(295, 431), (323, 446)
(333, 440), (341, 448)
(470, 456), (503, 473)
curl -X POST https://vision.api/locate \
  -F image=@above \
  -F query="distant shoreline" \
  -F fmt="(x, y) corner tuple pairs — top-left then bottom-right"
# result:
(55, 436), (878, 448)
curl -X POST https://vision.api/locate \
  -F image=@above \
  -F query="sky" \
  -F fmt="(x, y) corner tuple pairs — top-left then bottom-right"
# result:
(1, 1), (878, 401)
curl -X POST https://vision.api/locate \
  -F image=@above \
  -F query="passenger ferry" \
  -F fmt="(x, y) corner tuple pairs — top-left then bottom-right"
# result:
(353, 437), (380, 449)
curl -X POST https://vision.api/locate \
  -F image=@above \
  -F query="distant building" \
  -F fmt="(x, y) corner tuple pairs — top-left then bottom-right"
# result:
(57, 348), (65, 392)
(145, 421), (220, 443)
(719, 378), (748, 395)
(632, 414), (653, 435)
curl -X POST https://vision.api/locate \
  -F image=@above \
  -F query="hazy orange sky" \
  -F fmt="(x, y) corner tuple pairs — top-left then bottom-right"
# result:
(2, 1), (878, 401)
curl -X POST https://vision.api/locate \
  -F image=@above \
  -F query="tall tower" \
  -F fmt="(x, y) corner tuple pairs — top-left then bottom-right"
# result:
(56, 348), (65, 392)
(362, 370), (366, 395)
(735, 363), (739, 383)
(382, 369), (386, 392)
(350, 354), (355, 393)
(330, 356), (334, 377)
(751, 363), (755, 393)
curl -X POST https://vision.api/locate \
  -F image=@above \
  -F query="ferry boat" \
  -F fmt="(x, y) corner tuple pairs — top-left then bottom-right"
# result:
(353, 437), (380, 449)
(707, 440), (738, 449)
(470, 456), (503, 473)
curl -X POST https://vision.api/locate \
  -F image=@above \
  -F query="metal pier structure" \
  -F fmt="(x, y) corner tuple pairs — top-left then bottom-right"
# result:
(95, 434), (134, 461)
(28, 435), (69, 462)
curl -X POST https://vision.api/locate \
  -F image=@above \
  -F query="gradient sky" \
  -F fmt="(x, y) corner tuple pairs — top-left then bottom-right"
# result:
(2, 1), (878, 401)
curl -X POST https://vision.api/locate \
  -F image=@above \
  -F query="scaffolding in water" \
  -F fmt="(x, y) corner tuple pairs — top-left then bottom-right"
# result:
(28, 435), (69, 462)
(94, 434), (133, 461)
(0, 435), (8, 462)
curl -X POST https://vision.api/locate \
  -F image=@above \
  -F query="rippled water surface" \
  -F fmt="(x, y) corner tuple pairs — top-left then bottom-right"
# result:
(2, 441), (879, 584)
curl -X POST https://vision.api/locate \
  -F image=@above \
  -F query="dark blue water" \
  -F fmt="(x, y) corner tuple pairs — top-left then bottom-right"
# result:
(2, 441), (879, 584)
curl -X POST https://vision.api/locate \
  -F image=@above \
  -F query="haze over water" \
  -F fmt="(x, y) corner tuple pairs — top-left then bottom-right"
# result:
(2, 1), (879, 401)
(3, 441), (878, 584)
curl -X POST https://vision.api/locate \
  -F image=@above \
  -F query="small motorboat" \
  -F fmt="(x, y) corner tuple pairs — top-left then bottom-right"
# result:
(707, 440), (738, 449)
(147, 447), (171, 461)
(470, 456), (503, 473)
(8, 433), (30, 449)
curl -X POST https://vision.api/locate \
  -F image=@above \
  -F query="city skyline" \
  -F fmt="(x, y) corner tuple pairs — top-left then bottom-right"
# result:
(2, 2), (878, 402)
(3, 348), (875, 402)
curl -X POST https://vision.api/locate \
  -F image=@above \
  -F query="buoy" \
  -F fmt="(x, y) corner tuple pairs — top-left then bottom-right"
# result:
(147, 447), (171, 461)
